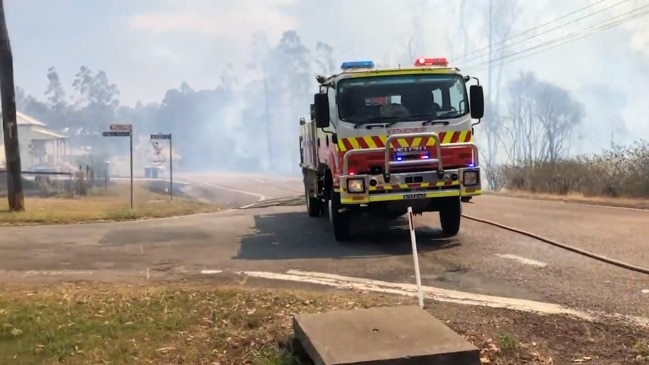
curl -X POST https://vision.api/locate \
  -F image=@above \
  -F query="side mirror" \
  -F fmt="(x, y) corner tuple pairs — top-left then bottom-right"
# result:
(299, 118), (305, 125)
(469, 85), (484, 119)
(314, 93), (330, 128)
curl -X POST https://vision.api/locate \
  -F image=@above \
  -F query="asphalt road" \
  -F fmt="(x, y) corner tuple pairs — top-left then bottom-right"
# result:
(1, 172), (648, 321)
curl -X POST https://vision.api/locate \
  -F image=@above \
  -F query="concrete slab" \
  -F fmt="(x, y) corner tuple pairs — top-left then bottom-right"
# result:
(292, 305), (480, 365)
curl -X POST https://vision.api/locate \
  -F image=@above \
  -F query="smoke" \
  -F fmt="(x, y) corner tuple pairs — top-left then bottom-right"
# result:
(7, 0), (649, 175)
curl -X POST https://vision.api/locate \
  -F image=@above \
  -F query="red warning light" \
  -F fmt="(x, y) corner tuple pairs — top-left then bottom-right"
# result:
(414, 57), (448, 67)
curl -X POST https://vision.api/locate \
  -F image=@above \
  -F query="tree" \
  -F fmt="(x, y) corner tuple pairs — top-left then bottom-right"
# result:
(0, 0), (24, 211)
(503, 72), (583, 165)
(533, 80), (584, 163)
(70, 66), (120, 136)
(265, 30), (312, 173)
(44, 67), (68, 130)
(448, 0), (520, 190)
(314, 41), (336, 75)
(482, 0), (520, 173)
(45, 67), (66, 109)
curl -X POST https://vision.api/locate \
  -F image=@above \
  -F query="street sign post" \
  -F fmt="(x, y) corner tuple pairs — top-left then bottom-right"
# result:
(104, 124), (134, 208)
(110, 124), (132, 131)
(150, 133), (173, 199)
(102, 131), (130, 137)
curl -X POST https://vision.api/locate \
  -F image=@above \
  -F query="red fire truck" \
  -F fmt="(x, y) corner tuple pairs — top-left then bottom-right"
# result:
(299, 57), (484, 241)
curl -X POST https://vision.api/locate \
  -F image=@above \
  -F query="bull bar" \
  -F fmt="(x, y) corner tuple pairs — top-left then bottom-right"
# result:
(342, 132), (480, 183)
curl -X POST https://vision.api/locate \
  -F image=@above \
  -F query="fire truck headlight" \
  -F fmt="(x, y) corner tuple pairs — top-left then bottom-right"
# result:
(463, 171), (479, 186)
(346, 178), (365, 193)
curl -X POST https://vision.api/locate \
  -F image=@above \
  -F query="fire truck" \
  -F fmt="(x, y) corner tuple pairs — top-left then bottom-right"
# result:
(299, 57), (484, 241)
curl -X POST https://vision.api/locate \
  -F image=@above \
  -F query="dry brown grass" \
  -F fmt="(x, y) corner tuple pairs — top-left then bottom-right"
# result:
(0, 182), (219, 225)
(487, 190), (649, 210)
(0, 282), (646, 365)
(494, 140), (649, 206)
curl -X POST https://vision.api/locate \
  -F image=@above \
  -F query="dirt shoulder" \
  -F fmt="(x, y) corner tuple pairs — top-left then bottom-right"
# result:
(0, 280), (646, 365)
(486, 190), (649, 210)
(0, 181), (219, 225)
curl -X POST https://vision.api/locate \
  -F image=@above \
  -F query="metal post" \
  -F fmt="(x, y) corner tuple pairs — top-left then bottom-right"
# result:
(169, 133), (173, 200)
(264, 79), (272, 170)
(129, 129), (133, 209)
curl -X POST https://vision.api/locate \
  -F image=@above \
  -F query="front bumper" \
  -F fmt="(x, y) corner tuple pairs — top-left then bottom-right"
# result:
(338, 167), (482, 204)
(337, 132), (482, 205)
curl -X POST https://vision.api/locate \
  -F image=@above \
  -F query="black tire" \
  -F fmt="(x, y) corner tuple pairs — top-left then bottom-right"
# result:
(439, 197), (462, 236)
(328, 191), (352, 241)
(306, 187), (322, 217)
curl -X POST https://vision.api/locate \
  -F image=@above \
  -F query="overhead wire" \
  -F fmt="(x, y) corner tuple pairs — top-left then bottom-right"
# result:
(452, 0), (611, 63)
(464, 3), (649, 72)
(454, 0), (636, 65)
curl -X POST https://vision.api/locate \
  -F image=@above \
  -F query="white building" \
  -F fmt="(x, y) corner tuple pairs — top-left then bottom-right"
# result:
(0, 111), (69, 171)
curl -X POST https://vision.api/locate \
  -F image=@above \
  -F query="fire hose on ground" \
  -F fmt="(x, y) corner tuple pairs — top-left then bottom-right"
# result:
(238, 194), (649, 275)
(462, 214), (649, 276)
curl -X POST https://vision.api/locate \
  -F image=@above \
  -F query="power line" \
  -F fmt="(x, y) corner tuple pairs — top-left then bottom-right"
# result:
(453, 0), (612, 63)
(465, 4), (649, 72)
(467, 5), (649, 71)
(455, 0), (635, 65)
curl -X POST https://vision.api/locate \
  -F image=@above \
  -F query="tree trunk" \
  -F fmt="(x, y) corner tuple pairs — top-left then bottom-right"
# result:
(0, 0), (25, 211)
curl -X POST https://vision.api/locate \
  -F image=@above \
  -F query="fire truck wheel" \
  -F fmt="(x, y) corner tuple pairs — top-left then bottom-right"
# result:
(439, 197), (461, 236)
(328, 191), (351, 241)
(306, 188), (322, 217)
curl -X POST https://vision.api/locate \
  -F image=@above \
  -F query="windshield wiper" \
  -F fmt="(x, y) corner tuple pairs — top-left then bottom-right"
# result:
(351, 116), (400, 129)
(436, 111), (462, 119)
(390, 114), (448, 126)
(411, 111), (463, 126)
(422, 119), (450, 126)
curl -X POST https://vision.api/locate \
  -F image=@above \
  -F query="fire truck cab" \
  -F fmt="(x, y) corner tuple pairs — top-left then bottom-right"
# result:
(299, 57), (484, 241)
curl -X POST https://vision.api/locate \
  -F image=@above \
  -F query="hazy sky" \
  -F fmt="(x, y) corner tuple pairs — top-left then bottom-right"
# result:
(5, 0), (649, 150)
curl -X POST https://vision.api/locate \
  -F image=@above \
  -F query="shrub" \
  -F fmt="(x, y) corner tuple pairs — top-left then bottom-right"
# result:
(497, 140), (649, 198)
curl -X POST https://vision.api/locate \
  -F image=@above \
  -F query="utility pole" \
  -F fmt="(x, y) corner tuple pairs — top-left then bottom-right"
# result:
(263, 78), (272, 170)
(487, 0), (493, 100)
(0, 0), (25, 211)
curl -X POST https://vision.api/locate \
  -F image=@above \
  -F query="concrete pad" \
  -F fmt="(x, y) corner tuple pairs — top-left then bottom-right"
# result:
(292, 305), (480, 365)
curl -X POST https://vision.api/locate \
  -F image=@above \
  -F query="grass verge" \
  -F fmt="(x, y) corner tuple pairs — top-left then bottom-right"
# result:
(0, 282), (647, 364)
(487, 189), (649, 210)
(0, 182), (219, 225)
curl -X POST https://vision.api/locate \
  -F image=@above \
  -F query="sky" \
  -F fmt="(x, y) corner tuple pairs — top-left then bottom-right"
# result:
(5, 0), (649, 154)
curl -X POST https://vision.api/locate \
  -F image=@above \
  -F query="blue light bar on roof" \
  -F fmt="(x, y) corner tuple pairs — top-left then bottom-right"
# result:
(340, 60), (375, 70)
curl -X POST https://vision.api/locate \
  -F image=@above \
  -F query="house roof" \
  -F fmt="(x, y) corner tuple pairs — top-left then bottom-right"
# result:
(0, 111), (48, 127)
(16, 111), (47, 127)
(30, 127), (68, 140)
(0, 111), (68, 140)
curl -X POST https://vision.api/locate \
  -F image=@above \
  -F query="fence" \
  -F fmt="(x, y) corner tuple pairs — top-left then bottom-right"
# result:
(0, 165), (108, 197)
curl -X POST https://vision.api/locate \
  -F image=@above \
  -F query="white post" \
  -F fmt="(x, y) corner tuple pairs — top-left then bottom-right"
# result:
(407, 206), (424, 309)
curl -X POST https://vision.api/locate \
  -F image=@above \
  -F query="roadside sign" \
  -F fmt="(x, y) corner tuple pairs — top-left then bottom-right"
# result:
(102, 131), (130, 137)
(110, 124), (132, 131)
(103, 124), (134, 209)
(149, 133), (174, 200)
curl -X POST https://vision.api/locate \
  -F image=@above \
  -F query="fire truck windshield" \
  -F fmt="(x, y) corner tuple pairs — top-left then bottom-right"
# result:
(336, 74), (468, 124)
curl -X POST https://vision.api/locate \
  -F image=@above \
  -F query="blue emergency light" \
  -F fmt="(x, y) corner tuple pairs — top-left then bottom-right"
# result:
(395, 151), (430, 161)
(341, 60), (375, 70)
